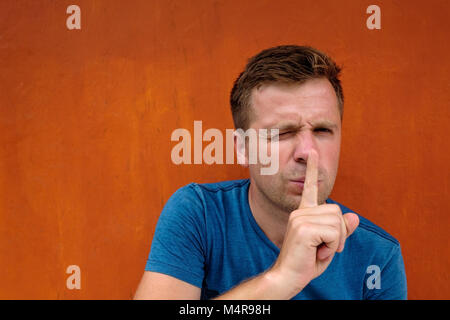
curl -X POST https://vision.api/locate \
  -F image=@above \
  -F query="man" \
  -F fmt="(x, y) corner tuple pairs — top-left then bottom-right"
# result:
(134, 45), (407, 299)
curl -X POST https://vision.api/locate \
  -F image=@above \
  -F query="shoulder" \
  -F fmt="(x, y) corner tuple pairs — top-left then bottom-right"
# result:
(180, 179), (250, 204)
(164, 179), (250, 214)
(174, 179), (250, 195)
(189, 179), (250, 193)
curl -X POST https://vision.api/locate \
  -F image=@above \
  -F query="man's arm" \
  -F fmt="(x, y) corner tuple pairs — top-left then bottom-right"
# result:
(133, 270), (292, 300)
(133, 271), (201, 300)
(137, 184), (206, 299)
(212, 268), (300, 300)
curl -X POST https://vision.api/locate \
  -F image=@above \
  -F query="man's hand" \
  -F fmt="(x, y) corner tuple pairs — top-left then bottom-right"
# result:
(269, 149), (360, 296)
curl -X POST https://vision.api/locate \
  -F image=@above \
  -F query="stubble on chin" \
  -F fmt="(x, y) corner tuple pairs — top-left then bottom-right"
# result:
(262, 181), (302, 214)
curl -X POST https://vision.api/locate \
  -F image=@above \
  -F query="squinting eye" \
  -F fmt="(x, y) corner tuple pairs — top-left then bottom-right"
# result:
(278, 131), (294, 137)
(315, 128), (332, 133)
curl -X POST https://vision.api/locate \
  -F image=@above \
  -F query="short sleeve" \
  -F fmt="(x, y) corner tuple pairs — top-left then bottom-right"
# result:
(364, 244), (408, 300)
(145, 184), (207, 288)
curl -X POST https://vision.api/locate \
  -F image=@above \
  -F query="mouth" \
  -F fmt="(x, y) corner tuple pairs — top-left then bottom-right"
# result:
(289, 179), (305, 189)
(289, 178), (322, 192)
(290, 176), (305, 183)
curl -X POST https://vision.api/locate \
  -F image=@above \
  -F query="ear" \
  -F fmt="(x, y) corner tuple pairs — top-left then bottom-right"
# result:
(234, 130), (248, 167)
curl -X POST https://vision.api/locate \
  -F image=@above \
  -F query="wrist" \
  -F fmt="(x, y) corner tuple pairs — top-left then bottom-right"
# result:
(264, 267), (304, 300)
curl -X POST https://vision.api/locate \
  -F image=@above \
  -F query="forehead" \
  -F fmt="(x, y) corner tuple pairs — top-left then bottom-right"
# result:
(249, 78), (341, 128)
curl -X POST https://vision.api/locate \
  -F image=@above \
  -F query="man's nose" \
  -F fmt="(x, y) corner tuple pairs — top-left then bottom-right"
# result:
(293, 131), (317, 163)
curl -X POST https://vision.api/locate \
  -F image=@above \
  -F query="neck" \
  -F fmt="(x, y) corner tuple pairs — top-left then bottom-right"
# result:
(247, 180), (290, 249)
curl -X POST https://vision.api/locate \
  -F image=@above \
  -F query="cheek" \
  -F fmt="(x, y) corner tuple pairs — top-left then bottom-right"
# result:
(275, 144), (293, 166)
(320, 144), (340, 176)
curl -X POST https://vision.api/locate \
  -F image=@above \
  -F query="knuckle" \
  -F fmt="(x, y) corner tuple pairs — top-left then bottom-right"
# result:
(296, 222), (313, 237)
(330, 225), (341, 238)
(289, 209), (305, 221)
(289, 209), (301, 219)
(329, 205), (343, 218)
(331, 204), (342, 213)
(289, 219), (300, 231)
(288, 212), (303, 225)
(322, 203), (339, 214)
(331, 214), (341, 226)
(288, 216), (305, 233)
(297, 222), (312, 232)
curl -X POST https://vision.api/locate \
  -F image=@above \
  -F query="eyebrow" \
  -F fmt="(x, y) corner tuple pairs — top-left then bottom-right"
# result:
(269, 121), (301, 131)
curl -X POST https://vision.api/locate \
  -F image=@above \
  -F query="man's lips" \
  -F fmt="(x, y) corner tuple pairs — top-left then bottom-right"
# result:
(289, 179), (322, 190)
(290, 180), (305, 188)
(290, 178), (305, 184)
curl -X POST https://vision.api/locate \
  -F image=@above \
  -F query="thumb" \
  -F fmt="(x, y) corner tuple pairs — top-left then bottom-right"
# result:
(317, 214), (359, 261)
(343, 212), (360, 237)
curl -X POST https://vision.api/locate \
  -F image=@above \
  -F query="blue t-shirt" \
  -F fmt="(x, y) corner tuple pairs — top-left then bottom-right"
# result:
(145, 179), (407, 300)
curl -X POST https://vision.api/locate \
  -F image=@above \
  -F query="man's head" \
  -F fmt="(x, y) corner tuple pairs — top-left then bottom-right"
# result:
(230, 45), (344, 212)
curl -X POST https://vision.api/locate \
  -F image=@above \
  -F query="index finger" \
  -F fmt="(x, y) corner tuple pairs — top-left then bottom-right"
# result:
(299, 149), (319, 209)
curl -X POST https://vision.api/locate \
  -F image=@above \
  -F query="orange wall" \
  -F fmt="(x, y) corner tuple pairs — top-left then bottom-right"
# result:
(0, 0), (449, 299)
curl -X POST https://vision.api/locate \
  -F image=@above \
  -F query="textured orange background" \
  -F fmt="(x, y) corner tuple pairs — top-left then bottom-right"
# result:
(0, 0), (449, 299)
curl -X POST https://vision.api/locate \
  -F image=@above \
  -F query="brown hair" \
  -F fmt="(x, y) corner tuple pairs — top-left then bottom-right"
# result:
(230, 45), (344, 130)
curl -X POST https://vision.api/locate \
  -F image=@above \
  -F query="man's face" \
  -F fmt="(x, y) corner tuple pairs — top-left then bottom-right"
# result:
(247, 78), (342, 213)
